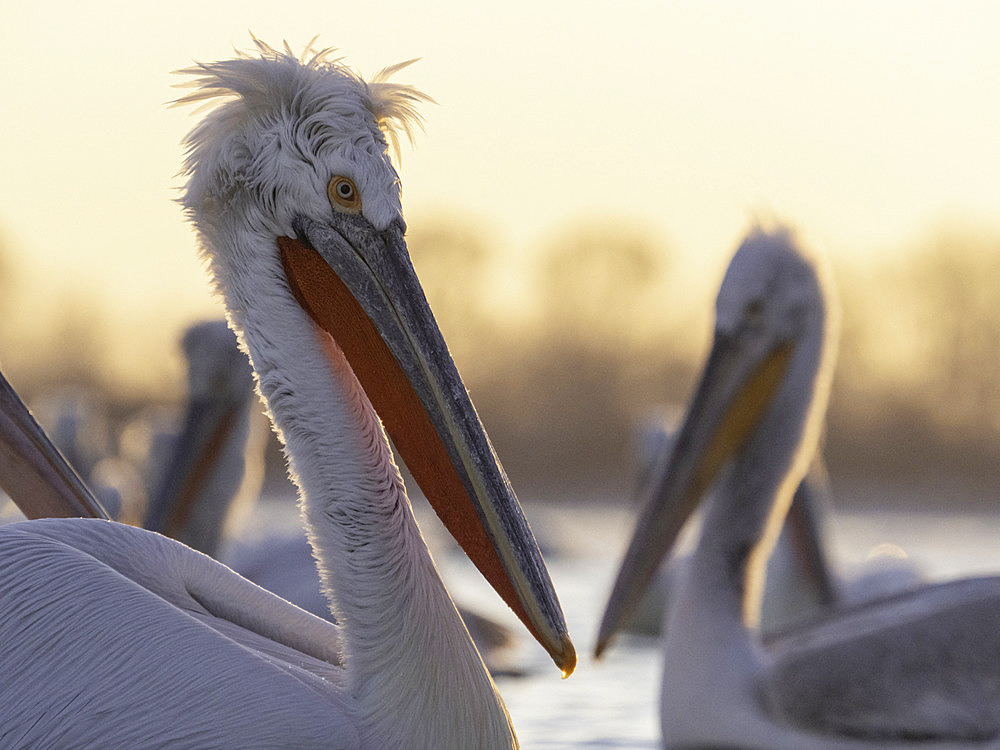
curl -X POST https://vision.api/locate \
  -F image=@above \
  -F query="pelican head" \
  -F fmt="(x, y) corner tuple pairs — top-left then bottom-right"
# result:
(178, 41), (574, 674)
(596, 227), (837, 656)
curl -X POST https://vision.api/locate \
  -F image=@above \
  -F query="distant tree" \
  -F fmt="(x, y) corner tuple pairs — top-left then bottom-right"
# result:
(822, 227), (1000, 495)
(471, 221), (684, 491)
(0, 230), (13, 313)
(406, 217), (500, 374)
(534, 222), (671, 343)
(408, 219), (491, 312)
(902, 229), (1000, 431)
(404, 217), (692, 494)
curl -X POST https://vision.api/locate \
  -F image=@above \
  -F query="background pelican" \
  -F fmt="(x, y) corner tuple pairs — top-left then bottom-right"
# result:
(596, 228), (1000, 749)
(144, 318), (265, 558)
(0, 41), (573, 748)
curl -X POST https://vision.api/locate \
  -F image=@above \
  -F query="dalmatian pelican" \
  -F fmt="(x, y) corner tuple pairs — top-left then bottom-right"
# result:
(596, 228), (1000, 749)
(0, 40), (573, 749)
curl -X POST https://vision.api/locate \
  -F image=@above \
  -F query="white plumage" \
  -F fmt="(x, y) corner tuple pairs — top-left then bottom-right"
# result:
(0, 40), (572, 749)
(597, 228), (1000, 749)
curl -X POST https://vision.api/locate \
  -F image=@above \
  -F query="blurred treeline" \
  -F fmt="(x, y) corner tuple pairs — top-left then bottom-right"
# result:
(827, 226), (1000, 505)
(407, 219), (1000, 507)
(2, 219), (1000, 508)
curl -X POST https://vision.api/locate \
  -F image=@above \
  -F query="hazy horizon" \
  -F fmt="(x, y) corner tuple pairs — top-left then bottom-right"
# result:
(3, 3), (997, 336)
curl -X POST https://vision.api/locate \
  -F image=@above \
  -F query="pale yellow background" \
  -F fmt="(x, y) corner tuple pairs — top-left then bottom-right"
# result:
(1, 1), (997, 391)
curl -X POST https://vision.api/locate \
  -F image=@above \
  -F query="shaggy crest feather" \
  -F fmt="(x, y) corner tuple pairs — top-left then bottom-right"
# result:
(175, 37), (429, 165)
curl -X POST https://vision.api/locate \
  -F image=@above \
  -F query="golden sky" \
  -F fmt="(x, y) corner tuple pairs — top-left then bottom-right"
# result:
(1, 1), (998, 387)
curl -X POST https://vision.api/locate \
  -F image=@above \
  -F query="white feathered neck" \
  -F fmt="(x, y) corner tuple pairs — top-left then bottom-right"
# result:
(177, 42), (514, 749)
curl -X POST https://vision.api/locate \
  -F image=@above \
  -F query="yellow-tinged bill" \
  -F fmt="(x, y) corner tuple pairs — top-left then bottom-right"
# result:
(595, 330), (792, 658)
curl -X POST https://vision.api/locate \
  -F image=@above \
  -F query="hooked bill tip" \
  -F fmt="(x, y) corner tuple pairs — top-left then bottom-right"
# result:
(556, 635), (577, 678)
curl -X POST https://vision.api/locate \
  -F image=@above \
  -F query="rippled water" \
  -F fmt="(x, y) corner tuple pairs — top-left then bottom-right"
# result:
(437, 499), (1000, 749)
(431, 501), (660, 748)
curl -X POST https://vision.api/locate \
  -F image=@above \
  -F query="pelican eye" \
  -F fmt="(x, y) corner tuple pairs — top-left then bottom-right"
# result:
(328, 176), (362, 214)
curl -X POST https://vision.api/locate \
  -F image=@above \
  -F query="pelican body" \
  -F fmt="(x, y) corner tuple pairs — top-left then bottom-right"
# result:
(144, 319), (263, 558)
(0, 42), (573, 749)
(597, 229), (1000, 749)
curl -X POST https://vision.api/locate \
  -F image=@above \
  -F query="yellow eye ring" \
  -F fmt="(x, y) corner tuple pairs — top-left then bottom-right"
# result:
(328, 176), (362, 213)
